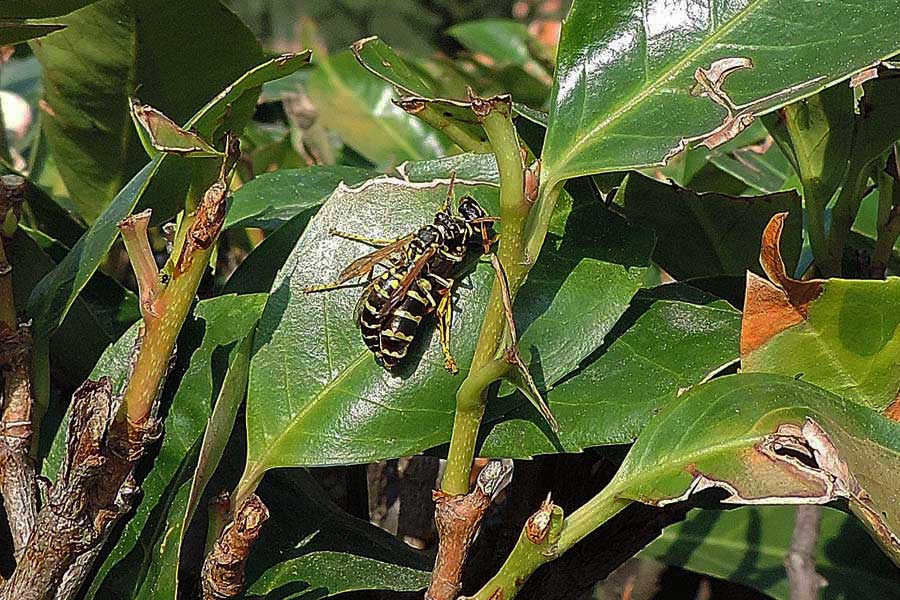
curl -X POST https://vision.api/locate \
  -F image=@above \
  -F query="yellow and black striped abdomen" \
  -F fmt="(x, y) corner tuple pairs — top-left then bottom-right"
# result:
(358, 265), (407, 357)
(377, 272), (451, 369)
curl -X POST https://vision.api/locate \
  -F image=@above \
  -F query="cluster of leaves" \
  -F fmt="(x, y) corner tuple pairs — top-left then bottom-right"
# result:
(3, 0), (900, 598)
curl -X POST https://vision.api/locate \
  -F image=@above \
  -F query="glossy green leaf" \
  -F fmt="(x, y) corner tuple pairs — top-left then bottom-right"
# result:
(27, 52), (310, 342)
(512, 199), (653, 386)
(244, 177), (496, 481)
(621, 172), (802, 279)
(0, 21), (64, 45)
(85, 294), (267, 599)
(31, 0), (263, 222)
(542, 0), (900, 186)
(481, 295), (740, 457)
(609, 373), (900, 563)
(244, 470), (430, 598)
(244, 176), (652, 482)
(644, 506), (900, 600)
(305, 48), (453, 169)
(742, 276), (900, 412)
(224, 165), (374, 230)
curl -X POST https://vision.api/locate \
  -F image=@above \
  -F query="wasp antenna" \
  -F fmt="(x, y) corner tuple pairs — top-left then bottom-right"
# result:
(441, 171), (457, 212)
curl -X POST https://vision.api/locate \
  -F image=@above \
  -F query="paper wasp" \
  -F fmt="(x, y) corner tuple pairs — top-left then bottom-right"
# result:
(304, 181), (497, 373)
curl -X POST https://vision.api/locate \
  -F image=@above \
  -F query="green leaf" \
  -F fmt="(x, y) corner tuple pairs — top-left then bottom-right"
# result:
(30, 0), (263, 222)
(609, 373), (900, 563)
(621, 172), (802, 279)
(481, 296), (740, 458)
(224, 165), (374, 230)
(0, 21), (64, 45)
(27, 155), (164, 340)
(137, 331), (255, 599)
(512, 199), (653, 386)
(306, 48), (453, 168)
(0, 1), (96, 18)
(244, 470), (430, 598)
(448, 19), (534, 69)
(399, 152), (499, 184)
(85, 293), (267, 599)
(643, 506), (900, 600)
(243, 175), (652, 483)
(244, 178), (496, 479)
(742, 275), (900, 412)
(541, 0), (900, 187)
(27, 51), (311, 342)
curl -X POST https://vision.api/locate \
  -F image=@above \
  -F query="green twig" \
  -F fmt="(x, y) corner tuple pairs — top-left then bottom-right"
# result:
(469, 487), (630, 599)
(441, 99), (527, 496)
(827, 159), (876, 276)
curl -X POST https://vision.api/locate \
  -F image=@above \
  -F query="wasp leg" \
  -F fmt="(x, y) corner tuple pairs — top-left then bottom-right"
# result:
(328, 228), (399, 247)
(436, 288), (459, 374)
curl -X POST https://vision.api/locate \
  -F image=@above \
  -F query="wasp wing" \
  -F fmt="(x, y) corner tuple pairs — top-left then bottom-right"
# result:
(336, 233), (415, 283)
(377, 246), (437, 319)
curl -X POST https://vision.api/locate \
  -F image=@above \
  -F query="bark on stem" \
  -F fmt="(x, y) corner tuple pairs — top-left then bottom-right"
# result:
(200, 494), (269, 600)
(0, 174), (38, 561)
(0, 378), (158, 600)
(1, 140), (238, 600)
(428, 459), (512, 600)
(0, 322), (38, 560)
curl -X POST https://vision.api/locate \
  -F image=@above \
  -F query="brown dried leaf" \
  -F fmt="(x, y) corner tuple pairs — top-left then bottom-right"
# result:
(740, 213), (823, 355)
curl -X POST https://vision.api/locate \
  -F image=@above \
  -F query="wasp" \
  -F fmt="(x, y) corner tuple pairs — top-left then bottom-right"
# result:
(304, 183), (497, 373)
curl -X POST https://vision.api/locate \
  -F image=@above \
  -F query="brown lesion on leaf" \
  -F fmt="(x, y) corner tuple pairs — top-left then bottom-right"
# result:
(666, 58), (826, 162)
(741, 213), (825, 355)
(659, 417), (900, 562)
(884, 393), (900, 421)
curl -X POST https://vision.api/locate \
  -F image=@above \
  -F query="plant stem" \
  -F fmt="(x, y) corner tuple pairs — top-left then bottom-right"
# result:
(121, 156), (230, 427)
(468, 487), (630, 600)
(826, 159), (872, 276)
(524, 180), (564, 264)
(556, 490), (631, 554)
(442, 357), (508, 495)
(441, 101), (527, 496)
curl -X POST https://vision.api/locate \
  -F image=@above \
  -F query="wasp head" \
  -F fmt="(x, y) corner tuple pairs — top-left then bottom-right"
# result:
(458, 196), (487, 221)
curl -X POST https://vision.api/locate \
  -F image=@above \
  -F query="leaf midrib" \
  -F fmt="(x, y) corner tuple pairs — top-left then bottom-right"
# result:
(248, 350), (371, 475)
(546, 0), (770, 183)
